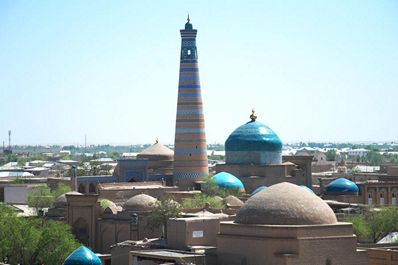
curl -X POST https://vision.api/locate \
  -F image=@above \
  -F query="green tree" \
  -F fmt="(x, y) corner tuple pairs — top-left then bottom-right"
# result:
(347, 208), (398, 243)
(52, 183), (72, 198)
(27, 186), (54, 213)
(325, 150), (337, 161)
(35, 220), (80, 264)
(12, 178), (24, 184)
(27, 184), (71, 213)
(5, 154), (18, 163)
(365, 150), (383, 166)
(0, 203), (80, 264)
(201, 178), (241, 197)
(16, 156), (27, 166)
(181, 194), (225, 209)
(147, 197), (182, 237)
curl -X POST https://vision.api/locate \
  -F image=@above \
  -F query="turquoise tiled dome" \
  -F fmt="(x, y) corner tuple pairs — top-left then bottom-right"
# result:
(63, 246), (101, 265)
(225, 113), (282, 165)
(325, 178), (359, 195)
(211, 172), (245, 192)
(251, 185), (268, 196)
(225, 120), (282, 152)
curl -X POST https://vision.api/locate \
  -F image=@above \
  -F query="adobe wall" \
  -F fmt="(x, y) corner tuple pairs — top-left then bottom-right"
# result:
(216, 163), (307, 193)
(167, 217), (220, 250)
(217, 222), (367, 265)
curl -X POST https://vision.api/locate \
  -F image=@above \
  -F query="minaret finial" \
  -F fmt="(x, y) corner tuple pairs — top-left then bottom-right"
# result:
(155, 137), (159, 144)
(187, 13), (190, 23)
(250, 108), (257, 121)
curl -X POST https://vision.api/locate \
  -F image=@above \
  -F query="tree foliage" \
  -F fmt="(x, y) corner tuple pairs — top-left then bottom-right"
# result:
(0, 203), (80, 264)
(365, 150), (383, 166)
(52, 183), (72, 198)
(181, 194), (225, 209)
(325, 149), (338, 161)
(347, 207), (398, 243)
(27, 186), (54, 212)
(147, 197), (182, 237)
(27, 184), (71, 212)
(201, 178), (241, 197)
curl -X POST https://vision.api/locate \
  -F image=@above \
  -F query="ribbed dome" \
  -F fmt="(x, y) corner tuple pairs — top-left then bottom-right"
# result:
(235, 182), (337, 225)
(211, 172), (245, 192)
(137, 141), (174, 161)
(124, 194), (157, 212)
(251, 185), (268, 196)
(325, 178), (359, 195)
(225, 117), (282, 165)
(53, 191), (82, 208)
(63, 246), (101, 265)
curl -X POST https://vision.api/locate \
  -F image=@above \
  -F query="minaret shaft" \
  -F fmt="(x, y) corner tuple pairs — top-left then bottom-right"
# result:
(173, 19), (208, 188)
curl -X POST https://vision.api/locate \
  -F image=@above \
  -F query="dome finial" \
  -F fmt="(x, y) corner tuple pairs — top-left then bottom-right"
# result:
(250, 108), (257, 121)
(155, 137), (159, 144)
(187, 13), (190, 23)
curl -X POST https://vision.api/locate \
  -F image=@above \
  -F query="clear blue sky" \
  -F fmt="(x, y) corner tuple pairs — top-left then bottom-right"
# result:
(1, 1), (397, 145)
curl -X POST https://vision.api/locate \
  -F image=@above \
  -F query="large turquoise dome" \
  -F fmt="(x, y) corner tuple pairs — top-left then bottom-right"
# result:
(211, 172), (245, 192)
(325, 178), (359, 195)
(225, 112), (282, 165)
(63, 246), (101, 265)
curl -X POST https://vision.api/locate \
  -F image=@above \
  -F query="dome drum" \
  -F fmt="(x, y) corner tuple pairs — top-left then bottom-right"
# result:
(226, 150), (282, 165)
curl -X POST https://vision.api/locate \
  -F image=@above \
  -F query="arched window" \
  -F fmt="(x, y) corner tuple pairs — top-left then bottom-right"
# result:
(380, 191), (385, 206)
(392, 190), (397, 205)
(367, 192), (373, 205)
(78, 183), (86, 194)
(72, 218), (89, 246)
(89, 183), (96, 193)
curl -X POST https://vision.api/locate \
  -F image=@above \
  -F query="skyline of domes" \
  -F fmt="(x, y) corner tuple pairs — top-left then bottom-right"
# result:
(235, 182), (337, 225)
(225, 110), (282, 165)
(326, 178), (359, 195)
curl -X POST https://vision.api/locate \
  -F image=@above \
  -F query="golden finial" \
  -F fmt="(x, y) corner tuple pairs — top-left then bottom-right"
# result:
(250, 108), (257, 121)
(155, 137), (159, 144)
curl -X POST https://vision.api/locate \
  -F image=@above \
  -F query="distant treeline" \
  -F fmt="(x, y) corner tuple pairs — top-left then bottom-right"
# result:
(5, 142), (398, 154)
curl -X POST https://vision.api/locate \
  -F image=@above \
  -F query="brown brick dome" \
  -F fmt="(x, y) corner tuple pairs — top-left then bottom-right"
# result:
(235, 182), (337, 225)
(53, 191), (82, 208)
(137, 141), (174, 161)
(124, 194), (157, 212)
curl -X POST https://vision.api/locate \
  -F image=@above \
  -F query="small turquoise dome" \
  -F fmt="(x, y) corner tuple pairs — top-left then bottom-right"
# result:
(225, 112), (282, 165)
(300, 185), (315, 193)
(251, 185), (268, 196)
(211, 172), (245, 192)
(325, 178), (359, 195)
(63, 246), (101, 265)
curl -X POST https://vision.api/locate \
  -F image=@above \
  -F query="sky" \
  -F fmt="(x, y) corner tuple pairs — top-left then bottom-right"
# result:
(0, 1), (397, 146)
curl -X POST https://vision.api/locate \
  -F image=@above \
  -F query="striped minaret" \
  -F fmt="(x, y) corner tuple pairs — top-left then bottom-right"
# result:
(173, 16), (208, 189)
